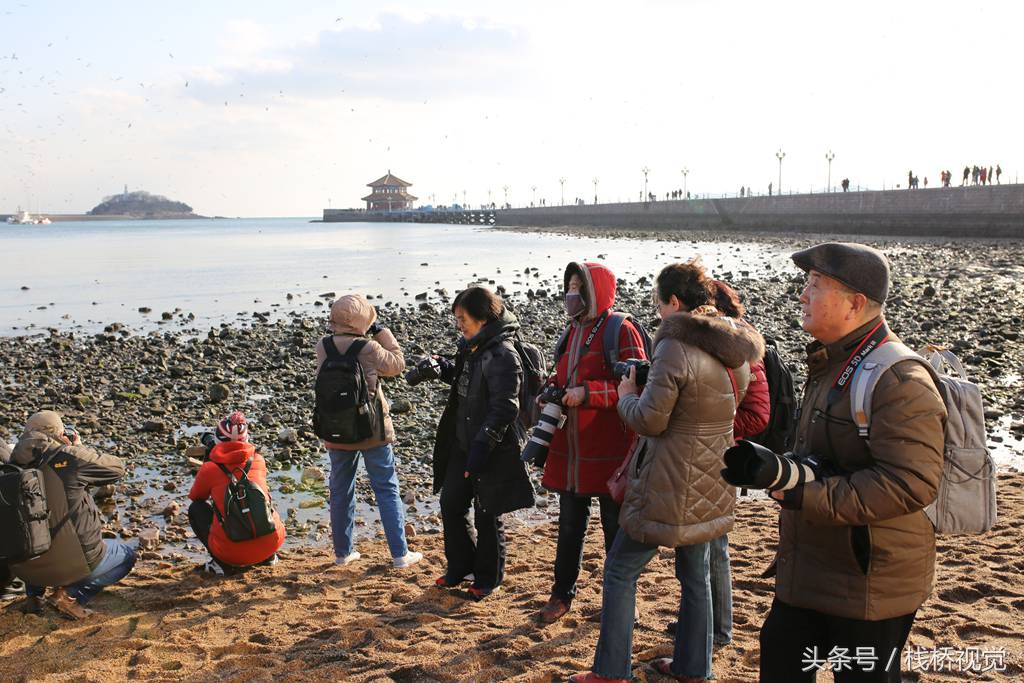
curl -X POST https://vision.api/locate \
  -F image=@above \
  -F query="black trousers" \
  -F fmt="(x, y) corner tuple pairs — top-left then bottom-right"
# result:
(439, 449), (505, 589)
(759, 598), (917, 683)
(552, 492), (620, 601)
(188, 500), (215, 550)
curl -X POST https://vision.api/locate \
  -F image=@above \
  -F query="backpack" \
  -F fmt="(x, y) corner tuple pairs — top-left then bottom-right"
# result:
(0, 463), (52, 562)
(214, 458), (278, 542)
(748, 336), (798, 453)
(849, 343), (996, 535)
(554, 312), (654, 372)
(313, 336), (378, 443)
(513, 335), (547, 430)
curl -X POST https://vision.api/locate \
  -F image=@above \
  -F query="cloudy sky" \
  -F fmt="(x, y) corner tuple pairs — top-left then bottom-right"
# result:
(0, 1), (1019, 216)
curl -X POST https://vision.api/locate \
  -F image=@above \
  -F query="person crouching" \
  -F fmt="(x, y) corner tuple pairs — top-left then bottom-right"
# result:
(188, 411), (285, 575)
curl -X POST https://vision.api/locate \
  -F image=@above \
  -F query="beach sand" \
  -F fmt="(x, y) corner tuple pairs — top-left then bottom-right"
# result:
(2, 470), (1021, 682)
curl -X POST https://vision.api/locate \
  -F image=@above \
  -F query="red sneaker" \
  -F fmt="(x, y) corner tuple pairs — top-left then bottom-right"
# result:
(567, 673), (629, 683)
(651, 657), (706, 682)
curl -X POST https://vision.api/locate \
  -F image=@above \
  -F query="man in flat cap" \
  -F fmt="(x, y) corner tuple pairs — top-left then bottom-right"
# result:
(758, 242), (946, 682)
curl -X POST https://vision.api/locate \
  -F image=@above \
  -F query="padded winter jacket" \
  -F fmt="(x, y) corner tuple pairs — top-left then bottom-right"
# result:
(9, 432), (125, 586)
(542, 262), (647, 495)
(776, 316), (945, 620)
(617, 312), (763, 548)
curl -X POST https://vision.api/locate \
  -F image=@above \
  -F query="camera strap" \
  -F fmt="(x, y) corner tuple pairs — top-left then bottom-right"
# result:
(563, 310), (609, 387)
(827, 320), (889, 406)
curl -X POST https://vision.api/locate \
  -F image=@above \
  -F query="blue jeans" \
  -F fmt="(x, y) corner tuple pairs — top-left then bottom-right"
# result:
(328, 445), (409, 559)
(593, 530), (712, 680)
(709, 533), (733, 645)
(27, 539), (137, 604)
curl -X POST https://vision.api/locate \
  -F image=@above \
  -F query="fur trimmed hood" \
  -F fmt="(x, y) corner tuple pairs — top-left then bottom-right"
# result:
(654, 311), (764, 369)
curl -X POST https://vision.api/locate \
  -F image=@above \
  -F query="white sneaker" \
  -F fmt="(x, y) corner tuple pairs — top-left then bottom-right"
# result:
(202, 560), (225, 576)
(392, 551), (423, 569)
(335, 551), (361, 566)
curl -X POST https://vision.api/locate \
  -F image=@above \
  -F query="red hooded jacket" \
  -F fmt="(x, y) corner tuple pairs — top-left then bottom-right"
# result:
(734, 359), (770, 440)
(188, 441), (286, 567)
(541, 262), (647, 495)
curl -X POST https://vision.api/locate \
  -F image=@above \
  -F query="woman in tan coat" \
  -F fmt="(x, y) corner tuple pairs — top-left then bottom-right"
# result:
(315, 294), (421, 569)
(572, 261), (763, 683)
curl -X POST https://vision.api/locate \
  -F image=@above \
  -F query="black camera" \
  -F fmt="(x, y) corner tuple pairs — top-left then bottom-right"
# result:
(199, 432), (218, 460)
(63, 425), (79, 442)
(612, 359), (651, 385)
(521, 386), (567, 466)
(405, 356), (441, 386)
(720, 440), (836, 491)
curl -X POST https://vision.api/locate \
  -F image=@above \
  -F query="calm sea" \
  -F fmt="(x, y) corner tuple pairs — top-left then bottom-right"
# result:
(0, 218), (793, 335)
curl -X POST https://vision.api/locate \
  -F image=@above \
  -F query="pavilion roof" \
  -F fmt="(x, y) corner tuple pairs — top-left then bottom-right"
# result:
(361, 191), (418, 202)
(367, 171), (412, 188)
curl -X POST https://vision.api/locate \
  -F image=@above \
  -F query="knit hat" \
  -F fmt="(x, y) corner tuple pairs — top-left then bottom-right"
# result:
(216, 411), (249, 442)
(791, 242), (891, 304)
(23, 410), (65, 440)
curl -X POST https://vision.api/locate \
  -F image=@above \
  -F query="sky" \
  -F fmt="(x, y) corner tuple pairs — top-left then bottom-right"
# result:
(0, 1), (1020, 217)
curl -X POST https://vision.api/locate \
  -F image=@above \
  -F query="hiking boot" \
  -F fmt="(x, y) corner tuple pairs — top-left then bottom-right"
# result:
(1, 578), (25, 601)
(567, 673), (628, 683)
(335, 551), (360, 566)
(18, 594), (45, 615)
(48, 587), (93, 620)
(651, 658), (705, 682)
(539, 596), (571, 623)
(392, 551), (423, 569)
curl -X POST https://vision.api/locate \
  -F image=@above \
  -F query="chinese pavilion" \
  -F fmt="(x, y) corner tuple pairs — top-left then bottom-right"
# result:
(361, 171), (417, 211)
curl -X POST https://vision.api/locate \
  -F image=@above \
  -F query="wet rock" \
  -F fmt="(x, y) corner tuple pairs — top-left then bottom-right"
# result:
(301, 466), (326, 483)
(161, 501), (181, 517)
(391, 398), (413, 414)
(278, 428), (299, 445)
(142, 420), (167, 433)
(404, 522), (416, 538)
(208, 383), (231, 402)
(138, 307), (152, 314)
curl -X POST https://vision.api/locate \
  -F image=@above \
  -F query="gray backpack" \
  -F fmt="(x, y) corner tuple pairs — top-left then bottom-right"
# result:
(849, 343), (996, 535)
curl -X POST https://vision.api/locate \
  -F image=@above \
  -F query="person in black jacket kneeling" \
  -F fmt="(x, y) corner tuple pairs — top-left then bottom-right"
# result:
(429, 286), (534, 600)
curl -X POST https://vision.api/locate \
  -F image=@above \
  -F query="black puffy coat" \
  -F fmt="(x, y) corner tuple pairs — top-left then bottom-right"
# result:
(432, 311), (535, 516)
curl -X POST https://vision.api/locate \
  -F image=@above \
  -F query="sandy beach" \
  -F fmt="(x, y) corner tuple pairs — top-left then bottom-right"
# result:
(1, 469), (1021, 682)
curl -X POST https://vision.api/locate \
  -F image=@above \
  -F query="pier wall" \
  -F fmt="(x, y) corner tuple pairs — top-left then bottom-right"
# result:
(495, 185), (1024, 238)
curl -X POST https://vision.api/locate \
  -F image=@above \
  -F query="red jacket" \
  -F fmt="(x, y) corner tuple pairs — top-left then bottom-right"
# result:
(734, 359), (770, 440)
(188, 442), (285, 567)
(542, 262), (647, 495)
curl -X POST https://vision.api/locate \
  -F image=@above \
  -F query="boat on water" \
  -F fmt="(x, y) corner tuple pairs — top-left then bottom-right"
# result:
(5, 209), (50, 224)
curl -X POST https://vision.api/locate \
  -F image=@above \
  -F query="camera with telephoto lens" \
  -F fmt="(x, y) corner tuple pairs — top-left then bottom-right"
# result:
(405, 356), (441, 386)
(521, 385), (567, 466)
(612, 358), (651, 385)
(720, 439), (837, 491)
(199, 432), (218, 461)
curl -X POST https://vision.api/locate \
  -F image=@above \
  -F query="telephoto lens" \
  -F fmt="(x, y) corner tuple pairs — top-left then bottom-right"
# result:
(612, 359), (651, 385)
(720, 440), (821, 491)
(521, 386), (567, 466)
(405, 356), (441, 386)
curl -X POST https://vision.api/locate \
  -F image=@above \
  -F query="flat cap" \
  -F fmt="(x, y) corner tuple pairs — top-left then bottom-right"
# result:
(791, 242), (890, 303)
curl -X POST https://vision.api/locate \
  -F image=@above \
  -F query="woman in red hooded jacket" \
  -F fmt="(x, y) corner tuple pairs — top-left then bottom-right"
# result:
(188, 412), (286, 574)
(538, 262), (648, 623)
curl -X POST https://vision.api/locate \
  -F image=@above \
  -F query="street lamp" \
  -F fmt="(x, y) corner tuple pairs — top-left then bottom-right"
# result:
(642, 167), (650, 202)
(502, 184), (509, 207)
(681, 167), (689, 199)
(776, 148), (786, 195)
(592, 177), (599, 204)
(487, 188), (492, 207)
(825, 150), (835, 192)
(462, 189), (466, 207)
(531, 185), (537, 206)
(559, 177), (566, 206)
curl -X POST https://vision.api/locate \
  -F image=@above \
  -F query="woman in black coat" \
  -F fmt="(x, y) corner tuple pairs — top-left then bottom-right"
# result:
(431, 286), (535, 599)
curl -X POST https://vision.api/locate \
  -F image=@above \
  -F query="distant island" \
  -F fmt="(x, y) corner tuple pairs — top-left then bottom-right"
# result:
(88, 190), (202, 219)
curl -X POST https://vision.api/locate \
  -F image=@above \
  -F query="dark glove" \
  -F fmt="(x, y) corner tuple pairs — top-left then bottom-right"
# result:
(465, 437), (491, 475)
(367, 321), (384, 336)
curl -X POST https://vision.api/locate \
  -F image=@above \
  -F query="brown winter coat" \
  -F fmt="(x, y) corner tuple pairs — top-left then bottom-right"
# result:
(617, 312), (764, 548)
(777, 316), (946, 621)
(315, 295), (405, 452)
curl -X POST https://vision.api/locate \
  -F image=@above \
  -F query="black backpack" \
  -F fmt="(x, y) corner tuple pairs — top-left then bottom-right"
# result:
(0, 463), (53, 562)
(554, 311), (654, 370)
(748, 336), (797, 453)
(313, 336), (378, 443)
(214, 458), (278, 542)
(512, 335), (547, 430)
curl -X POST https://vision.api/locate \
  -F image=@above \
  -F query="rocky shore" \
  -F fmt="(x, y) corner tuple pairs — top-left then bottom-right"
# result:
(2, 231), (1024, 560)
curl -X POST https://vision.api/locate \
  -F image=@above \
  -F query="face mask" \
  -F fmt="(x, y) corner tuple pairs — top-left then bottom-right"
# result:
(565, 292), (586, 318)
